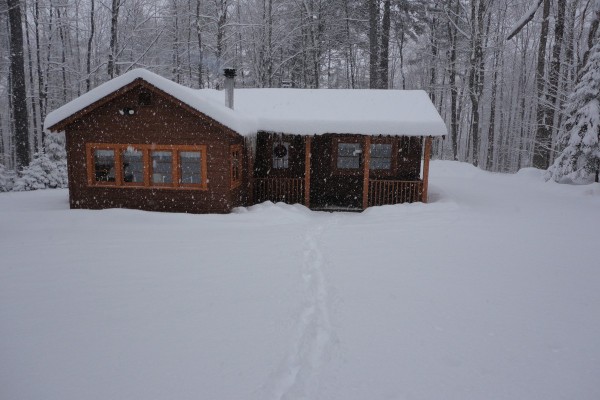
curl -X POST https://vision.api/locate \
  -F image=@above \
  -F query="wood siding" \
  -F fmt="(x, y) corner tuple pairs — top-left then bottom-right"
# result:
(64, 83), (245, 214)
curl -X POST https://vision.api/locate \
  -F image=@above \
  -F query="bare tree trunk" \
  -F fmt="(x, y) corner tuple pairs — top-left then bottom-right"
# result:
(172, 0), (181, 83)
(544, 0), (567, 165)
(23, 0), (40, 153)
(108, 0), (121, 78)
(379, 0), (390, 88)
(216, 0), (228, 87)
(42, 5), (54, 117)
(344, 0), (355, 88)
(369, 0), (379, 88)
(532, 0), (551, 169)
(487, 51), (501, 170)
(34, 0), (46, 130)
(7, 0), (30, 169)
(187, 0), (194, 84)
(266, 0), (273, 86)
(56, 6), (68, 102)
(468, 0), (486, 167)
(196, 0), (204, 88)
(429, 6), (438, 104)
(86, 0), (95, 91)
(395, 24), (406, 89)
(448, 0), (459, 161)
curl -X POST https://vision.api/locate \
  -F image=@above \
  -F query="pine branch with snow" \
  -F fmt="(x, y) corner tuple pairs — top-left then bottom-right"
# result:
(547, 41), (600, 183)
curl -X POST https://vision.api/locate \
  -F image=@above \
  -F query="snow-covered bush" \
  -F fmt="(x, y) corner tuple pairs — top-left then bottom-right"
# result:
(13, 132), (68, 191)
(0, 164), (16, 192)
(13, 152), (68, 191)
(547, 41), (600, 184)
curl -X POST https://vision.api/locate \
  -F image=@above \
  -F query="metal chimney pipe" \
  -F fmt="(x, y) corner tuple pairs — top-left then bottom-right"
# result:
(223, 68), (237, 109)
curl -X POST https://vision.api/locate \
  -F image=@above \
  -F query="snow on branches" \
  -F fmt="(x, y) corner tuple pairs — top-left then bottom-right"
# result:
(12, 132), (68, 191)
(0, 164), (16, 192)
(547, 41), (600, 183)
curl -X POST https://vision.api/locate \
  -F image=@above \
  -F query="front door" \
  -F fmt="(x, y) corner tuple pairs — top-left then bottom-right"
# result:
(310, 135), (364, 210)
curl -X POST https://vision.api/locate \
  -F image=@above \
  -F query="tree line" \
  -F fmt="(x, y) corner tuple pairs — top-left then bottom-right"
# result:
(1, 0), (599, 177)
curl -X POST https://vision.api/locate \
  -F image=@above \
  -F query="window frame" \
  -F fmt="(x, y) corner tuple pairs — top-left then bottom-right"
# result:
(369, 138), (396, 176)
(121, 146), (147, 186)
(177, 149), (205, 188)
(86, 143), (207, 190)
(230, 144), (243, 189)
(332, 137), (363, 175)
(150, 148), (176, 187)
(88, 144), (119, 186)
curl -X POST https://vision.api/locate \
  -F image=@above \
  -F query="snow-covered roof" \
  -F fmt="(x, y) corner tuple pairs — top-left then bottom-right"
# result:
(44, 69), (255, 134)
(44, 69), (447, 137)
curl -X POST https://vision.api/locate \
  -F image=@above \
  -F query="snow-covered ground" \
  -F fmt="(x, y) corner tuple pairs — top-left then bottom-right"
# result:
(1, 161), (599, 400)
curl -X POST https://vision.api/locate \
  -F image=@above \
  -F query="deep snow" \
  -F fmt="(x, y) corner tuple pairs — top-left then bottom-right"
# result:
(1, 161), (599, 400)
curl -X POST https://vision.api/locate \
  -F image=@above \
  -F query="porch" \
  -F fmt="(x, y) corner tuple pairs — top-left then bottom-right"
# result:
(254, 177), (424, 209)
(249, 133), (432, 211)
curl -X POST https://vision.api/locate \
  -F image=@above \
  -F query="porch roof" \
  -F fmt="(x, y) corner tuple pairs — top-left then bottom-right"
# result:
(45, 68), (447, 137)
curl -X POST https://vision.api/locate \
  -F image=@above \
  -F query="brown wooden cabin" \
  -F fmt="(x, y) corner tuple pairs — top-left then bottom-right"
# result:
(44, 69), (441, 214)
(45, 77), (247, 214)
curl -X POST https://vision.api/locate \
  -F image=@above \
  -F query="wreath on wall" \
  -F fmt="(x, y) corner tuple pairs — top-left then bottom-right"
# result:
(273, 143), (288, 158)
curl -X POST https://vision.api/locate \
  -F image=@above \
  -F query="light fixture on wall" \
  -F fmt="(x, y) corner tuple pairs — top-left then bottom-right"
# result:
(119, 107), (135, 116)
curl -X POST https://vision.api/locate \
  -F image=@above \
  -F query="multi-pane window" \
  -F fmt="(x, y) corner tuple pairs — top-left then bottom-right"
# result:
(272, 142), (289, 169)
(87, 144), (206, 189)
(179, 151), (202, 184)
(93, 149), (115, 182)
(231, 145), (242, 187)
(122, 147), (144, 183)
(370, 143), (392, 170)
(151, 151), (173, 184)
(337, 143), (361, 169)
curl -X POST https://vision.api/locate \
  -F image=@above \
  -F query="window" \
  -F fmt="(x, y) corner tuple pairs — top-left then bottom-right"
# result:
(273, 142), (289, 169)
(86, 143), (207, 189)
(179, 151), (202, 184)
(93, 149), (116, 182)
(122, 147), (144, 183)
(231, 145), (242, 188)
(337, 143), (361, 169)
(151, 151), (173, 184)
(138, 91), (152, 106)
(370, 143), (392, 170)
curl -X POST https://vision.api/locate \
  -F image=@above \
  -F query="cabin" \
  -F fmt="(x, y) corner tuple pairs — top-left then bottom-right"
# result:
(44, 69), (447, 213)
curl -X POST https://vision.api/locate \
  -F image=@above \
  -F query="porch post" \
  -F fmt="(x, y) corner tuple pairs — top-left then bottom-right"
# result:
(422, 136), (432, 203)
(246, 138), (255, 206)
(362, 136), (371, 209)
(304, 136), (311, 208)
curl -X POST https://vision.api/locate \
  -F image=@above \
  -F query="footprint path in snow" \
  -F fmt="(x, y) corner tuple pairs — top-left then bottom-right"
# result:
(261, 217), (337, 400)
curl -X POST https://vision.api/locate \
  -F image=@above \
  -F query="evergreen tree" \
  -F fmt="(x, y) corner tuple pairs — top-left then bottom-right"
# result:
(547, 41), (600, 183)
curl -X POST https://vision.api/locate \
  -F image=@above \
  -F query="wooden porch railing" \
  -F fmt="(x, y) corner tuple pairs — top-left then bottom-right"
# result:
(368, 179), (423, 206)
(254, 178), (305, 205)
(254, 178), (422, 208)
